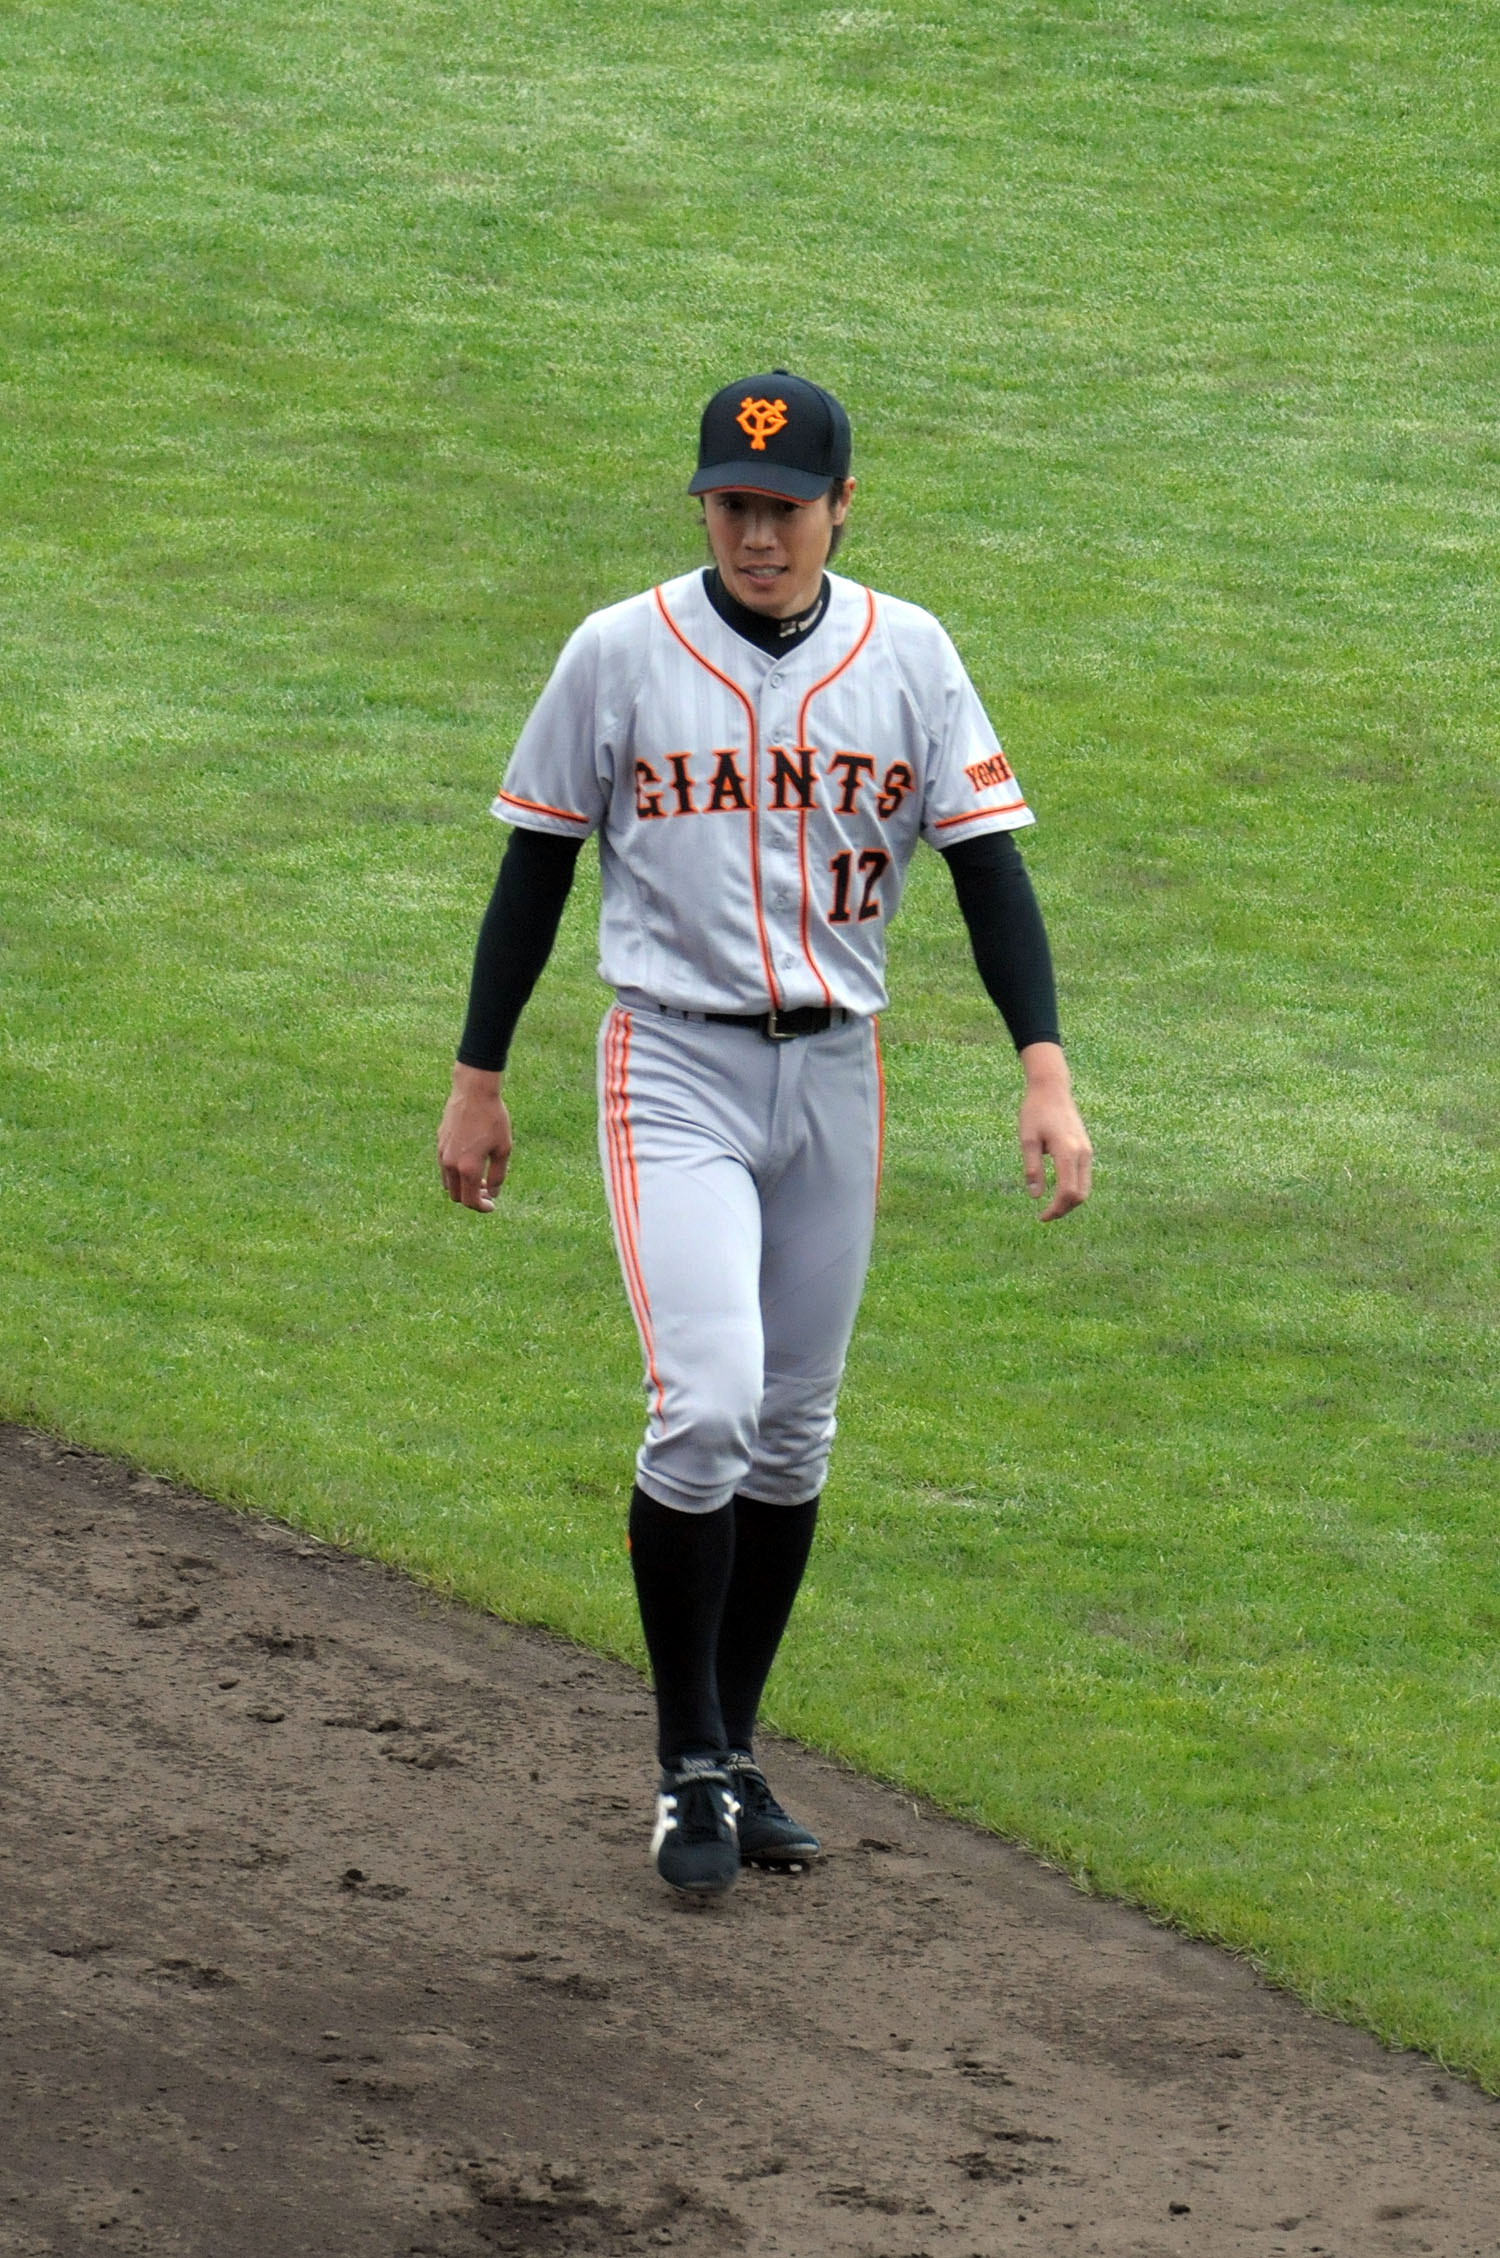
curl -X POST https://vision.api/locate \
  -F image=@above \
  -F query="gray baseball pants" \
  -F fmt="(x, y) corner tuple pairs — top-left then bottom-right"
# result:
(597, 1002), (883, 1515)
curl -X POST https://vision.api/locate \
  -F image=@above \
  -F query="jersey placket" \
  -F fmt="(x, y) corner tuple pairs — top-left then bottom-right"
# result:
(640, 578), (898, 1016)
(758, 658), (817, 1009)
(651, 587), (790, 1010)
(770, 590), (880, 1012)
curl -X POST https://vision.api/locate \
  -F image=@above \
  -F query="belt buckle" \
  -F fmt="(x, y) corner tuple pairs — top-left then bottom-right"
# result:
(763, 1008), (798, 1042)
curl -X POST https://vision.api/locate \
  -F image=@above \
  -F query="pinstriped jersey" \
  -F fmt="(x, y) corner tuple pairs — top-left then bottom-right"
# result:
(494, 567), (1034, 1017)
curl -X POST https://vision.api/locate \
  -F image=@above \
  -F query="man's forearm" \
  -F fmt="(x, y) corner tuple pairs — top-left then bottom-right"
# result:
(456, 827), (584, 1071)
(940, 831), (1061, 1053)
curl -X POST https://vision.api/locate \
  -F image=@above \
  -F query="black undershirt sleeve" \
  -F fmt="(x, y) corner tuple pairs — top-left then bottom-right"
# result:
(939, 831), (1062, 1053)
(455, 826), (584, 1072)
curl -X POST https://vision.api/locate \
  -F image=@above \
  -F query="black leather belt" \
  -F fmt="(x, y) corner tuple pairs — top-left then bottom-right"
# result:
(657, 1004), (850, 1041)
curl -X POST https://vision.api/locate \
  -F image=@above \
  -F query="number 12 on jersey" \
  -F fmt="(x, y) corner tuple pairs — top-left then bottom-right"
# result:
(828, 848), (890, 925)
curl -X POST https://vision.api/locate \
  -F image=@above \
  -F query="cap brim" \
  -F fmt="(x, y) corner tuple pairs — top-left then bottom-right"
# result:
(688, 459), (834, 501)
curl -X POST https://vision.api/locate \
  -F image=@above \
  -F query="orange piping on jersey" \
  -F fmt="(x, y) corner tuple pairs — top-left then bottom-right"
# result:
(932, 801), (1030, 831)
(495, 788), (591, 827)
(795, 586), (877, 746)
(795, 805), (834, 1008)
(603, 1010), (664, 1420)
(790, 587), (878, 1003)
(873, 1015), (886, 1207)
(652, 586), (780, 1010)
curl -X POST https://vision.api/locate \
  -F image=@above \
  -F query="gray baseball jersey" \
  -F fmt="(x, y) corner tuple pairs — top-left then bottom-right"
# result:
(495, 567), (1032, 1017)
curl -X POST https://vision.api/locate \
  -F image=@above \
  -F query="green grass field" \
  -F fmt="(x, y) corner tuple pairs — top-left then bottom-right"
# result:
(3, 0), (1499, 2081)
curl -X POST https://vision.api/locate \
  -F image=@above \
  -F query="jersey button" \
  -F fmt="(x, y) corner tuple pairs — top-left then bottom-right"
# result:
(769, 672), (784, 689)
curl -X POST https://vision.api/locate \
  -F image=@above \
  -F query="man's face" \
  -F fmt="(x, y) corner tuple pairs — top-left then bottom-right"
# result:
(702, 485), (854, 619)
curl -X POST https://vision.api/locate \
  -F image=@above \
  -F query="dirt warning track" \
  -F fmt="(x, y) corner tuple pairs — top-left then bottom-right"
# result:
(1, 1424), (1496, 2257)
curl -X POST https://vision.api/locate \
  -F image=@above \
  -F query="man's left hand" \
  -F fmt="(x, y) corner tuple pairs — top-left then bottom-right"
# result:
(1017, 1042), (1093, 1221)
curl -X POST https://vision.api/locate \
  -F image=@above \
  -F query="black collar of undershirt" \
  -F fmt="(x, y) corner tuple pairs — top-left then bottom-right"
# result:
(702, 567), (831, 656)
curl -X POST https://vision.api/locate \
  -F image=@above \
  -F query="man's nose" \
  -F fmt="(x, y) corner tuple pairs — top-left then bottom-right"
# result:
(741, 510), (778, 547)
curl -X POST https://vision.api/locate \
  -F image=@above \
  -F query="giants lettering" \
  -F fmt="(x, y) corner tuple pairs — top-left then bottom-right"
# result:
(769, 745), (817, 811)
(634, 761), (666, 819)
(828, 751), (876, 814)
(707, 748), (751, 813)
(635, 745), (910, 821)
(664, 753), (697, 815)
(964, 750), (1014, 792)
(876, 761), (914, 818)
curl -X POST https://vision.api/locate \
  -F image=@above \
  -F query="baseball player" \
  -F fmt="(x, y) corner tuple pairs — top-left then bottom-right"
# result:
(438, 370), (1091, 1896)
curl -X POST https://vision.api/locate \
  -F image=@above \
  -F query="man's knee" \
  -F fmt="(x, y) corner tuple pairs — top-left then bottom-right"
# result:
(742, 1367), (841, 1503)
(638, 1380), (764, 1515)
(634, 1309), (764, 1511)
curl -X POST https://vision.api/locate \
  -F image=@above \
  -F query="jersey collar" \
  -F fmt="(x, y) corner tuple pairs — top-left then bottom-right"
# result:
(701, 567), (831, 655)
(665, 569), (871, 682)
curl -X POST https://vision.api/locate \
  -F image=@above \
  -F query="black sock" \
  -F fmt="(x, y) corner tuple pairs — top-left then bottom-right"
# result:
(628, 1485), (735, 1769)
(715, 1493), (820, 1756)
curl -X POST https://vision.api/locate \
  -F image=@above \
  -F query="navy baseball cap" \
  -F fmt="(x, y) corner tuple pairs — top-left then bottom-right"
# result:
(689, 369), (852, 501)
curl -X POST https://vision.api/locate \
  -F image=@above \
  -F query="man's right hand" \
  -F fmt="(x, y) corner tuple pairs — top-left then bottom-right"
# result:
(437, 1064), (513, 1213)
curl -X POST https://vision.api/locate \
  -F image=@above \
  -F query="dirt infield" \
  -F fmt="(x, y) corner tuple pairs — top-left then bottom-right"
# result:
(2, 1426), (1497, 2257)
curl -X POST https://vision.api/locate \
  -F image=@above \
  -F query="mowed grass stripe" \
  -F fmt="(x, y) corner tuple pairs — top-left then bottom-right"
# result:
(2, 1), (1498, 2079)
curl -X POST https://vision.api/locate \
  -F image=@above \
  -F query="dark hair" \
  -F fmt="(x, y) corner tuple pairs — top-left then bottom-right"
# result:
(826, 477), (854, 559)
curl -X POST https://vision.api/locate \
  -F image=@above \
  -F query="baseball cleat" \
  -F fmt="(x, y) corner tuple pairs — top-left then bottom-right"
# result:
(725, 1752), (820, 1867)
(652, 1758), (741, 1894)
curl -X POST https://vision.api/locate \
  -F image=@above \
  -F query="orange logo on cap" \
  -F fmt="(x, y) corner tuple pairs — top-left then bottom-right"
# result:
(736, 395), (788, 451)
